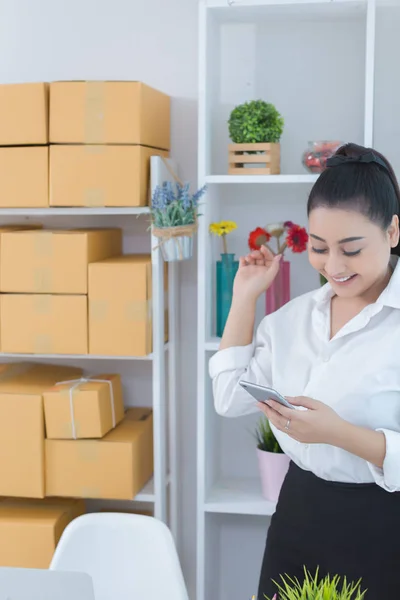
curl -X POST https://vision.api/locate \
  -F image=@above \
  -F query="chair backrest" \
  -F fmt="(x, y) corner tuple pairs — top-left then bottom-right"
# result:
(50, 513), (189, 600)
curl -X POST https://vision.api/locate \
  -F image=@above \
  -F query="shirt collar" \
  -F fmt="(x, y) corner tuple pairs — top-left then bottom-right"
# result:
(312, 255), (400, 310)
(377, 255), (400, 309)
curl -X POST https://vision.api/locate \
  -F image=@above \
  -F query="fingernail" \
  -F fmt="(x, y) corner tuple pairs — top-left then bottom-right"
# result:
(275, 254), (282, 261)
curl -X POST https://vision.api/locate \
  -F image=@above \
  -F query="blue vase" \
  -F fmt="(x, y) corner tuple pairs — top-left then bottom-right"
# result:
(216, 253), (239, 337)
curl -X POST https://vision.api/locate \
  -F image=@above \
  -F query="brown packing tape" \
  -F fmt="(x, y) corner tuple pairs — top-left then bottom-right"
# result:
(34, 335), (53, 354)
(34, 232), (53, 256)
(125, 299), (152, 322)
(90, 299), (151, 322)
(84, 188), (106, 207)
(33, 268), (53, 293)
(33, 295), (52, 315)
(84, 81), (105, 144)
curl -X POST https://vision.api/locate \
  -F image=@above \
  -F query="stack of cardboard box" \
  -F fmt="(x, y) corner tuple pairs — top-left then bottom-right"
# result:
(0, 80), (170, 208)
(0, 233), (166, 356)
(88, 253), (168, 356)
(43, 373), (154, 501)
(0, 83), (48, 208)
(0, 228), (122, 354)
(0, 362), (154, 567)
(49, 80), (170, 207)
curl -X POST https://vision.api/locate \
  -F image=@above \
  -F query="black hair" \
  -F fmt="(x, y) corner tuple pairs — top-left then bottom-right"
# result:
(307, 143), (400, 256)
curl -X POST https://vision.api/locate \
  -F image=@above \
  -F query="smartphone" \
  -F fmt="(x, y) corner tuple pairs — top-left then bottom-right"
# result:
(239, 380), (295, 410)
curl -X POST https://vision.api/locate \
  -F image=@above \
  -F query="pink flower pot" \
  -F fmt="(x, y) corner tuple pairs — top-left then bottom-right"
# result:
(265, 259), (290, 314)
(257, 448), (290, 502)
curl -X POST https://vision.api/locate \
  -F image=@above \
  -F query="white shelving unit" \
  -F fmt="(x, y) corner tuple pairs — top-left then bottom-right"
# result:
(196, 0), (387, 598)
(0, 156), (178, 541)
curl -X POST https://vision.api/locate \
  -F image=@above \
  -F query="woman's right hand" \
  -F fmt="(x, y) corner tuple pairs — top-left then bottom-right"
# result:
(233, 245), (282, 303)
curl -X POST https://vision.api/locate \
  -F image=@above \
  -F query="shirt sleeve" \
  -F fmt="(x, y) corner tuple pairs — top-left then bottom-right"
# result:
(208, 317), (273, 417)
(367, 429), (400, 492)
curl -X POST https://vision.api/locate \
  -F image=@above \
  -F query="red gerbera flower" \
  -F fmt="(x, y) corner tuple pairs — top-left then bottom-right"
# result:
(286, 224), (308, 253)
(248, 227), (271, 251)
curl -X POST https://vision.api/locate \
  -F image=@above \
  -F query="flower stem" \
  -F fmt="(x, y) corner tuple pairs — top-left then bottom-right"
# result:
(222, 234), (228, 255)
(279, 241), (287, 255)
(263, 242), (276, 256)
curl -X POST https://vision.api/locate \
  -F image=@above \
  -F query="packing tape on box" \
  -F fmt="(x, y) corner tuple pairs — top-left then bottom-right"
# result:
(125, 299), (152, 322)
(90, 299), (152, 322)
(33, 295), (52, 314)
(34, 232), (53, 257)
(33, 268), (53, 293)
(83, 187), (106, 207)
(84, 81), (105, 144)
(33, 334), (53, 354)
(55, 377), (116, 440)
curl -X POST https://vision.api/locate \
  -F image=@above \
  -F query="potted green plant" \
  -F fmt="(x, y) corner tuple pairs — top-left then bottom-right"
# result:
(266, 568), (367, 600)
(228, 100), (284, 175)
(255, 416), (290, 503)
(151, 181), (206, 262)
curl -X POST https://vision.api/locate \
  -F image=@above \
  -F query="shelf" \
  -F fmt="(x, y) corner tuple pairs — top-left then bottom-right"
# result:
(135, 477), (156, 502)
(204, 478), (276, 516)
(205, 174), (319, 185)
(205, 338), (221, 352)
(0, 207), (150, 217)
(205, 0), (366, 22)
(0, 344), (169, 361)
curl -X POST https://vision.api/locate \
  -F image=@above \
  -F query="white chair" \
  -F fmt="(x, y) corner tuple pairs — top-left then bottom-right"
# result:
(50, 512), (189, 600)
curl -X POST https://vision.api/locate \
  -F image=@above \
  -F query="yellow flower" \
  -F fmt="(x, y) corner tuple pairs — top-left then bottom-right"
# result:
(209, 220), (237, 236)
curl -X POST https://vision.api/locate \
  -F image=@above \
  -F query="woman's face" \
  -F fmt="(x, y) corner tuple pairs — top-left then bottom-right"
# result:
(308, 207), (399, 299)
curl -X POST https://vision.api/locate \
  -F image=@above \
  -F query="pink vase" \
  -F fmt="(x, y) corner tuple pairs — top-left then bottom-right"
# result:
(266, 259), (290, 314)
(257, 448), (290, 502)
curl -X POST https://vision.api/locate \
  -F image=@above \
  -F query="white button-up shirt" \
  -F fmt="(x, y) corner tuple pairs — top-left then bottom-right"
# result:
(209, 257), (400, 492)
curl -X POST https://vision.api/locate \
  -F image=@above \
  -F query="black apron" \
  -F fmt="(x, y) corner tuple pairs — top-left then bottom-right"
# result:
(258, 461), (400, 599)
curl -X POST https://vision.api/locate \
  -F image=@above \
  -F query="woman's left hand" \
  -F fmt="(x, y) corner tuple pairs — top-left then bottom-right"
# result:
(259, 396), (345, 445)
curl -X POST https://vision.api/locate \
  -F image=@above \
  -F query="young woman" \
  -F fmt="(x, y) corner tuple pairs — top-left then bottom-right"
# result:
(209, 143), (400, 599)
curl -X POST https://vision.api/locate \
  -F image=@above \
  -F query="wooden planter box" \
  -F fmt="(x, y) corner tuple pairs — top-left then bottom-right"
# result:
(228, 143), (280, 175)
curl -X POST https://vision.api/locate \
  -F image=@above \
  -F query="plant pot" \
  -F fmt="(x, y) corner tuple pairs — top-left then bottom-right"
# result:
(152, 224), (196, 262)
(257, 448), (290, 502)
(265, 259), (290, 314)
(216, 253), (239, 337)
(228, 142), (280, 175)
(160, 235), (193, 262)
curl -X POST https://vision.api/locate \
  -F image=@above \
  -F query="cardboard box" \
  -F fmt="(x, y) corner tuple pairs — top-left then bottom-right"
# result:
(44, 373), (125, 439)
(0, 498), (84, 568)
(50, 144), (169, 207)
(46, 408), (153, 500)
(0, 294), (88, 355)
(0, 228), (122, 294)
(89, 255), (167, 357)
(0, 146), (48, 208)
(50, 81), (170, 150)
(0, 82), (48, 145)
(0, 363), (82, 498)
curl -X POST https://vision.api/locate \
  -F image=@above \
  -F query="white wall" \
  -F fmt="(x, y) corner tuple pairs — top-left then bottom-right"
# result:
(0, 0), (199, 596)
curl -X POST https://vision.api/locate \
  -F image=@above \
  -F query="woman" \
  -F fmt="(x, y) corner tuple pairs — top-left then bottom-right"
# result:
(209, 143), (400, 599)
